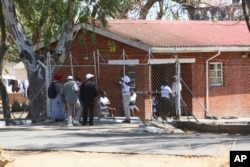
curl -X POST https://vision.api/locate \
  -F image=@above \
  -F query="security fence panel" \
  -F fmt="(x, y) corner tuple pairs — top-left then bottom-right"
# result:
(149, 57), (199, 122)
(98, 62), (149, 120)
(150, 63), (177, 120)
(206, 65), (250, 119)
(49, 50), (250, 123)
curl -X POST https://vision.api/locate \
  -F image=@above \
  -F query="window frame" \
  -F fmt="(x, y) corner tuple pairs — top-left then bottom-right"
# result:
(209, 62), (223, 86)
(127, 65), (135, 89)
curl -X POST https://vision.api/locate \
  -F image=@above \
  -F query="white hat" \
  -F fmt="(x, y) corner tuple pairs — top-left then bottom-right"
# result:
(122, 75), (130, 83)
(67, 75), (73, 80)
(86, 73), (94, 80)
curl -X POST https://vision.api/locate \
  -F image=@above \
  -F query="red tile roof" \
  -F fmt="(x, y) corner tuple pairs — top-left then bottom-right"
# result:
(107, 20), (250, 48)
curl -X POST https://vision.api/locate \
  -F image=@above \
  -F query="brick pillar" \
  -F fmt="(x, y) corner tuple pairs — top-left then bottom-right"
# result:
(141, 93), (152, 123)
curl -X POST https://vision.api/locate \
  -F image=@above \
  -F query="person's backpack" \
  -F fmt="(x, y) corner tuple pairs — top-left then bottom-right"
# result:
(11, 100), (21, 112)
(48, 82), (57, 98)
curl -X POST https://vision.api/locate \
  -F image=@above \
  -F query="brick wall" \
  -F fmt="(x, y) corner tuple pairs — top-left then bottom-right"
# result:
(37, 29), (250, 120)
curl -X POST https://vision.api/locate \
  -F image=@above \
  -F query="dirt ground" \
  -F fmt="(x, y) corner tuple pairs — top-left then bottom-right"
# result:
(0, 112), (229, 167)
(1, 150), (229, 167)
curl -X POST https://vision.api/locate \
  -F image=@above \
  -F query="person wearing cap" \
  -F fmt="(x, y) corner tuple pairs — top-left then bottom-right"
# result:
(80, 73), (98, 126)
(60, 75), (82, 127)
(51, 74), (66, 122)
(117, 75), (131, 123)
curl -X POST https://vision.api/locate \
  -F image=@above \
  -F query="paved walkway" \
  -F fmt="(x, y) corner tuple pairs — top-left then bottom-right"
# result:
(1, 117), (250, 157)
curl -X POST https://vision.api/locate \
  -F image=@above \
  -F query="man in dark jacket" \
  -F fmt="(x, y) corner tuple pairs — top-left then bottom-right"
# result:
(80, 73), (98, 125)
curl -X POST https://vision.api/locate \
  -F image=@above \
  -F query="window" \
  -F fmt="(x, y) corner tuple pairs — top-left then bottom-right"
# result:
(127, 65), (135, 88)
(209, 62), (223, 86)
(232, 0), (240, 4)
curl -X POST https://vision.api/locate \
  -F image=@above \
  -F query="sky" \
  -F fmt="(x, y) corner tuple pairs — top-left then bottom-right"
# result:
(128, 0), (189, 20)
(127, 0), (242, 21)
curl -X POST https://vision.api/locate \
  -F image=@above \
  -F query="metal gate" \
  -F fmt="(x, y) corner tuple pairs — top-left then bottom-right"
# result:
(148, 54), (197, 121)
(96, 50), (199, 121)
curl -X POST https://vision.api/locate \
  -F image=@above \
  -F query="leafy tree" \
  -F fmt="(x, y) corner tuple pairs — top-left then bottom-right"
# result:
(116, 0), (244, 20)
(172, 0), (243, 21)
(242, 0), (250, 31)
(0, 0), (120, 118)
(1, 0), (249, 119)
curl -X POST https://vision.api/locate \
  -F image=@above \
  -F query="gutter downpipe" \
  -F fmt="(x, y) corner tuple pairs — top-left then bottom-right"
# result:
(148, 49), (152, 121)
(205, 50), (221, 119)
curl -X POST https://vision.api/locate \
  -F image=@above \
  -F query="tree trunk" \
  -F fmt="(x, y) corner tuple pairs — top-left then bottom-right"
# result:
(242, 0), (250, 32)
(1, 0), (74, 118)
(1, 0), (47, 118)
(0, 82), (11, 118)
(0, 1), (11, 119)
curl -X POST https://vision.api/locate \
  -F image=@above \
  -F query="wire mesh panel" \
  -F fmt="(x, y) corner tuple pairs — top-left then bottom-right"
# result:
(50, 50), (250, 121)
(97, 54), (198, 121)
(150, 63), (177, 120)
(186, 61), (250, 120)
(51, 64), (97, 112)
(98, 63), (149, 119)
(149, 58), (201, 121)
(207, 65), (250, 119)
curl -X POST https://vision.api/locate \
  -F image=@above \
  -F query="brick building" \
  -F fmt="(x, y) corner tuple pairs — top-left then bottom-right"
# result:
(34, 20), (250, 122)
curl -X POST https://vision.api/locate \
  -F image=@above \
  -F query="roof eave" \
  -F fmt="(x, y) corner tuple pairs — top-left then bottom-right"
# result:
(33, 23), (250, 54)
(151, 46), (250, 53)
(82, 24), (150, 52)
(32, 23), (151, 52)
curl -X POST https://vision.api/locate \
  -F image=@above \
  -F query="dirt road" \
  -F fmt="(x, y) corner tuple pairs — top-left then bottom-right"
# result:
(2, 150), (229, 167)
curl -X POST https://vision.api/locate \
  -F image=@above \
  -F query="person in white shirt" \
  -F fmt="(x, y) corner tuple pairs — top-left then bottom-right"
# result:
(118, 75), (131, 123)
(160, 80), (173, 121)
(171, 75), (182, 101)
(129, 88), (140, 117)
(99, 90), (116, 117)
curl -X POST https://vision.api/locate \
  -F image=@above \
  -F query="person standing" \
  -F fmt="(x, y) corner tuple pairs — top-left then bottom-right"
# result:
(160, 80), (173, 121)
(60, 75), (81, 127)
(51, 74), (66, 122)
(80, 73), (98, 126)
(73, 75), (84, 124)
(171, 75), (182, 118)
(171, 75), (182, 102)
(118, 75), (131, 123)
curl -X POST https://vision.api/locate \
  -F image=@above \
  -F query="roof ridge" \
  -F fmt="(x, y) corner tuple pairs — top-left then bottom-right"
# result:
(107, 19), (246, 25)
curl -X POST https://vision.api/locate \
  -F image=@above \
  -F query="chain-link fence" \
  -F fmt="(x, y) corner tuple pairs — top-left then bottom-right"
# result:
(48, 57), (97, 118)
(204, 65), (250, 119)
(5, 50), (250, 121)
(46, 51), (250, 121)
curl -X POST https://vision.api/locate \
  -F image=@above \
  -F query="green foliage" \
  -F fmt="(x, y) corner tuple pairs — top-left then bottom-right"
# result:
(12, 0), (121, 48)
(14, 0), (67, 46)
(4, 45), (20, 63)
(90, 32), (96, 43)
(76, 0), (122, 28)
(108, 40), (116, 52)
